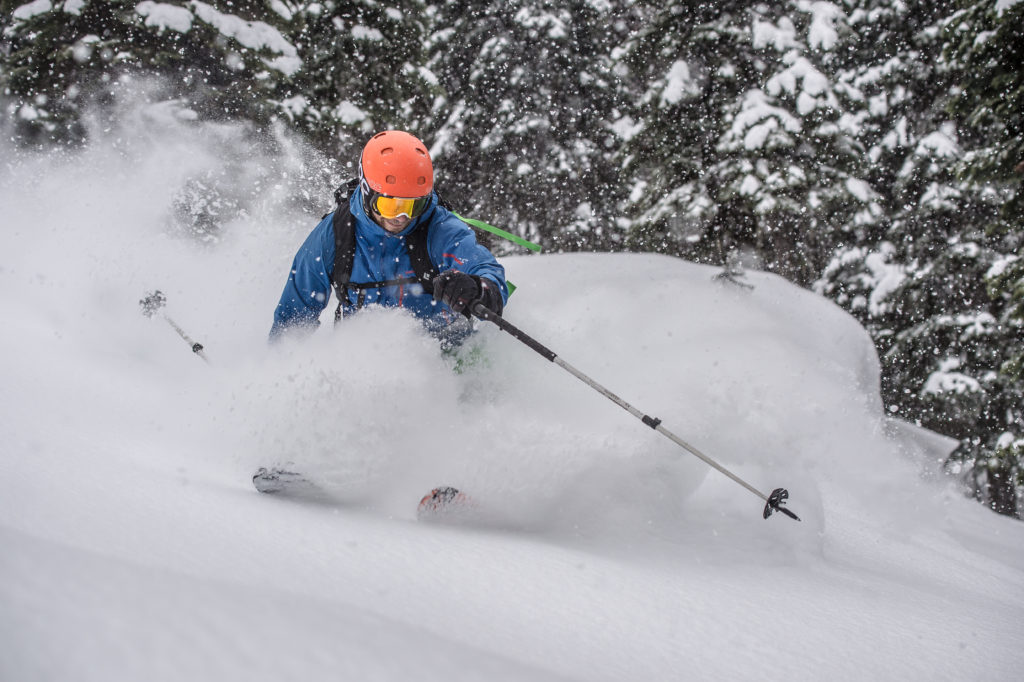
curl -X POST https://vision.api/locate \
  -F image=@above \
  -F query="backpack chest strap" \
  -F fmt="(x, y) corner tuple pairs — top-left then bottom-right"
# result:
(328, 180), (439, 318)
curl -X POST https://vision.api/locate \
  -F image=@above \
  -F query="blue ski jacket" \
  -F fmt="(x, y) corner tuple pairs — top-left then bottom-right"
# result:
(271, 190), (508, 340)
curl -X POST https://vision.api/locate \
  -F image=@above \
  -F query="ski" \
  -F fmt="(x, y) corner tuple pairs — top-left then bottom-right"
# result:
(416, 486), (477, 522)
(253, 469), (477, 522)
(252, 467), (320, 495)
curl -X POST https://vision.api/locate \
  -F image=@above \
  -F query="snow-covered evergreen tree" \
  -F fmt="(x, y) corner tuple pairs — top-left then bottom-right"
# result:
(816, 0), (1023, 517)
(813, 0), (975, 336)
(620, 0), (868, 285)
(423, 0), (639, 253)
(946, 0), (1024, 215)
(0, 0), (298, 145)
(941, 0), (1024, 515)
(276, 0), (436, 161)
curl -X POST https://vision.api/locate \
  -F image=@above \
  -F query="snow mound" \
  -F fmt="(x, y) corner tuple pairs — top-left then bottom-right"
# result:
(2, 110), (1022, 681)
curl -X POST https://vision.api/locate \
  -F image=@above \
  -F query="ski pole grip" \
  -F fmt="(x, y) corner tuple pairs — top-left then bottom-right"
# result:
(471, 301), (499, 322)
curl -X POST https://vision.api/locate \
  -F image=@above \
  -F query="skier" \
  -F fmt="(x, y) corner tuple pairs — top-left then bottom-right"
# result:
(270, 129), (508, 345)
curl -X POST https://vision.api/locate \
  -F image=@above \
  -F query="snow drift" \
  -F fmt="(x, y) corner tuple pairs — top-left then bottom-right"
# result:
(2, 106), (1023, 681)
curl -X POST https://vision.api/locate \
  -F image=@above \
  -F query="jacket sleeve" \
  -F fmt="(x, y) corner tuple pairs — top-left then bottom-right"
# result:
(270, 215), (336, 339)
(428, 210), (509, 306)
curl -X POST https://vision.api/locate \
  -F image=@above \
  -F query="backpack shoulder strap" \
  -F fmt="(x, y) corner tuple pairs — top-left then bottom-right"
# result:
(435, 191), (454, 211)
(330, 180), (360, 319)
(405, 190), (466, 294)
(330, 179), (360, 293)
(406, 217), (438, 295)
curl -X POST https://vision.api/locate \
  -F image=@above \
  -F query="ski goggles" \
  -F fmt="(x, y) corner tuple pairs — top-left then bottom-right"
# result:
(360, 176), (430, 220)
(366, 192), (431, 220)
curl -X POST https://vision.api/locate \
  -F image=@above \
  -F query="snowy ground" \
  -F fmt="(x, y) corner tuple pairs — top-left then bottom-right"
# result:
(2, 108), (1024, 681)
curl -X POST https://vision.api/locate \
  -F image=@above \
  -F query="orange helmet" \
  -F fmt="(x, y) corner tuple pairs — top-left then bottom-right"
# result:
(360, 130), (433, 198)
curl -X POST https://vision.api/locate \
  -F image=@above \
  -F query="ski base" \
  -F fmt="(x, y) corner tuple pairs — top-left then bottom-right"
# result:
(417, 486), (478, 521)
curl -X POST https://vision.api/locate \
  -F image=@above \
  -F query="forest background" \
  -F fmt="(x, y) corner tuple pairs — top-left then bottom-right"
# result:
(1, 0), (1021, 518)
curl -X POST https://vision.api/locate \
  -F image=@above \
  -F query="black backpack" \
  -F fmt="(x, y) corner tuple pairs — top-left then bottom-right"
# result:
(329, 179), (440, 319)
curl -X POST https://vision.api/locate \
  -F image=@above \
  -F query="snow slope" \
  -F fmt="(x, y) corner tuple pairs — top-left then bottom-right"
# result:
(2, 109), (1024, 681)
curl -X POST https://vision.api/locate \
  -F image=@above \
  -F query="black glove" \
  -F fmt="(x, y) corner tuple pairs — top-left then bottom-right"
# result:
(432, 270), (503, 319)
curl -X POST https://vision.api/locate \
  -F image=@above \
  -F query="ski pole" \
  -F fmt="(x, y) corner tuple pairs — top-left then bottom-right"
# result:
(471, 303), (800, 522)
(140, 290), (210, 363)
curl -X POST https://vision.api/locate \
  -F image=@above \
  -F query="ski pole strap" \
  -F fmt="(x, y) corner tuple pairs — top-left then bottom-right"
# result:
(453, 213), (542, 253)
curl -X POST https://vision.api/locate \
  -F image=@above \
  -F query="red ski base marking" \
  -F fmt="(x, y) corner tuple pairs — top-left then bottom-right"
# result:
(417, 486), (474, 520)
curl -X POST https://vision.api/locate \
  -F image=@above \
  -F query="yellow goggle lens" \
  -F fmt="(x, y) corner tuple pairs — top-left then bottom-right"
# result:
(373, 195), (421, 219)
